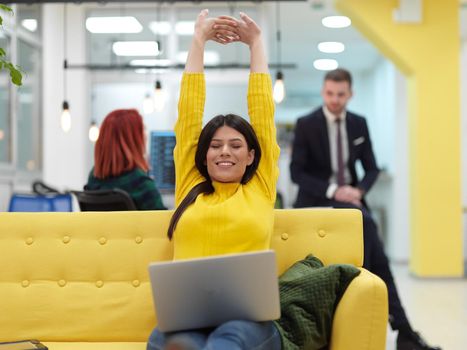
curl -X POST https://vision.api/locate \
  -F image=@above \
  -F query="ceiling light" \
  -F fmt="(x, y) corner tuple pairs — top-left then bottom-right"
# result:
(154, 80), (166, 112)
(61, 101), (71, 133)
(273, 71), (285, 104)
(143, 93), (154, 115)
(21, 19), (37, 32)
(176, 51), (220, 65)
(112, 41), (160, 56)
(313, 59), (338, 71)
(318, 41), (345, 53)
(149, 21), (172, 35)
(88, 121), (99, 142)
(175, 21), (195, 35)
(130, 59), (172, 67)
(86, 16), (143, 34)
(273, 2), (286, 104)
(61, 4), (71, 133)
(321, 16), (351, 28)
(26, 160), (36, 171)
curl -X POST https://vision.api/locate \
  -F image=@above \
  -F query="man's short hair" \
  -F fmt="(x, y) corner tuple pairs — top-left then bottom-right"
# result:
(324, 68), (352, 87)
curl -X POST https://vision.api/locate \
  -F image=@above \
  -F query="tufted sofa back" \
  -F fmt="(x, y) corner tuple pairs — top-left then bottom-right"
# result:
(0, 208), (362, 343)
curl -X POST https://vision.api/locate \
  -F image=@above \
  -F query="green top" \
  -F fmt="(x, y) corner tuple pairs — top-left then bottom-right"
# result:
(86, 168), (166, 210)
(274, 255), (360, 350)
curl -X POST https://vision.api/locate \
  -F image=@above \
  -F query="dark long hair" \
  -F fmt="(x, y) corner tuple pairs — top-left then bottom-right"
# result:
(167, 114), (262, 239)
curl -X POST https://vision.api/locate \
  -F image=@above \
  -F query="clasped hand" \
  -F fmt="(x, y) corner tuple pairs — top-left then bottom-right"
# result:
(194, 9), (261, 47)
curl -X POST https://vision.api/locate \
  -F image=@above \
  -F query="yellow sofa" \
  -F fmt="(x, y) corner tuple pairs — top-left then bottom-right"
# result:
(0, 208), (387, 350)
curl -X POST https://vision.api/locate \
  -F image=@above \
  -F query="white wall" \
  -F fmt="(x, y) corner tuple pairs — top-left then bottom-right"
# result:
(390, 69), (410, 262)
(350, 61), (394, 173)
(348, 59), (410, 262)
(42, 4), (90, 191)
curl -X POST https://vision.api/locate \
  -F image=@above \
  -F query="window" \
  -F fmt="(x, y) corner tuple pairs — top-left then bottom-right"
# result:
(0, 4), (42, 174)
(0, 35), (11, 164)
(17, 39), (41, 171)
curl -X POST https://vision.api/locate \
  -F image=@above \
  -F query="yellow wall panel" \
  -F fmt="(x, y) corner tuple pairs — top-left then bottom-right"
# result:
(335, 0), (463, 276)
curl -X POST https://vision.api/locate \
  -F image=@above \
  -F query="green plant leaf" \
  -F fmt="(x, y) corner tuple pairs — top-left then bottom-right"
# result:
(0, 5), (13, 13)
(0, 4), (20, 86)
(0, 4), (13, 26)
(9, 65), (23, 86)
(1, 61), (23, 86)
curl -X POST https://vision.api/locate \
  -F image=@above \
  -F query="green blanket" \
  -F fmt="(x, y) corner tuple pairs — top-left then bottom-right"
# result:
(273, 255), (360, 350)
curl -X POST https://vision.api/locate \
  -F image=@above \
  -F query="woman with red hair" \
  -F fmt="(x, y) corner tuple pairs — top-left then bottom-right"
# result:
(85, 109), (166, 210)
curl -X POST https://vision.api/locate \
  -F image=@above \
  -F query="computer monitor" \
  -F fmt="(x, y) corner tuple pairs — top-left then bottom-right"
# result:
(149, 131), (176, 192)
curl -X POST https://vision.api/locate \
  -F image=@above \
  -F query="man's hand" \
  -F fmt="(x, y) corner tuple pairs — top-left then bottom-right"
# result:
(334, 185), (363, 207)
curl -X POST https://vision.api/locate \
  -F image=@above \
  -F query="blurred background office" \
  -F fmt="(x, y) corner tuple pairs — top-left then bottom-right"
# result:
(0, 1), (466, 348)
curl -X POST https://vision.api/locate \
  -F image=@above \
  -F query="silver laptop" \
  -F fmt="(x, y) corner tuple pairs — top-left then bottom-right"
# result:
(148, 250), (281, 332)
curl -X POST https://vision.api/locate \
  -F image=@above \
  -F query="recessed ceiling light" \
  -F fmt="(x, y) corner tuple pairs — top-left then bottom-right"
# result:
(176, 51), (220, 65)
(317, 41), (345, 53)
(313, 59), (338, 71)
(321, 16), (351, 28)
(149, 21), (172, 35)
(21, 19), (37, 32)
(130, 59), (172, 67)
(175, 21), (195, 35)
(86, 17), (143, 34)
(112, 41), (160, 56)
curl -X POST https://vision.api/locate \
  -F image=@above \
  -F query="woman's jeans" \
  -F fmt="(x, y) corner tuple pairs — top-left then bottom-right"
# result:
(146, 320), (281, 350)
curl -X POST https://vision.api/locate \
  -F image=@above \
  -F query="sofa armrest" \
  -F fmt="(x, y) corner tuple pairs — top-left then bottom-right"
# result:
(330, 268), (388, 350)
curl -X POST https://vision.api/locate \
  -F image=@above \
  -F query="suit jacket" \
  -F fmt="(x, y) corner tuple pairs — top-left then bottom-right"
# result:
(290, 107), (380, 208)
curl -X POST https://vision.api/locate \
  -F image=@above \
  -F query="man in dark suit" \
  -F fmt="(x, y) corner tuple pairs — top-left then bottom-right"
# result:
(290, 68), (441, 350)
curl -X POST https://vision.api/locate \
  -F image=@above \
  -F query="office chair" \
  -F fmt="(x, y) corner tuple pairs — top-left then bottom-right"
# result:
(32, 180), (61, 195)
(71, 189), (137, 211)
(8, 193), (73, 212)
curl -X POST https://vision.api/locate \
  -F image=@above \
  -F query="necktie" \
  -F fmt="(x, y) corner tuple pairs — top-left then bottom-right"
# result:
(336, 118), (345, 186)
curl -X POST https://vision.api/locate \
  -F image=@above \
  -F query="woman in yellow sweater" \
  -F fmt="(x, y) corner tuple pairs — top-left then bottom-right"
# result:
(147, 9), (281, 350)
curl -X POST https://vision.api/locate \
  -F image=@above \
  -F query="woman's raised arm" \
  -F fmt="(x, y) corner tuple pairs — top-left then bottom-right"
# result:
(175, 10), (239, 204)
(221, 12), (279, 202)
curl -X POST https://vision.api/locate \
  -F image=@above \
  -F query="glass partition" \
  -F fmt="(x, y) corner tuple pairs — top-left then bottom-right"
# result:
(0, 35), (12, 164)
(16, 39), (41, 172)
(17, 4), (42, 39)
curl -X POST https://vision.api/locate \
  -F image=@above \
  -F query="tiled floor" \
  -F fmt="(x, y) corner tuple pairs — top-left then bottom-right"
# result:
(385, 263), (467, 350)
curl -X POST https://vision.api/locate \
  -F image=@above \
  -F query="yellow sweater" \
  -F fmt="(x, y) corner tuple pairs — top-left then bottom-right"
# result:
(173, 73), (280, 260)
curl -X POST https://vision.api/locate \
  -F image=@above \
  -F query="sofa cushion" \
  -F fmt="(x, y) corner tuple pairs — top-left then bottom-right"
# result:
(42, 342), (146, 350)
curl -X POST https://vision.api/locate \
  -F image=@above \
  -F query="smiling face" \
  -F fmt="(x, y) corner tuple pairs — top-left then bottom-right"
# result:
(321, 79), (353, 116)
(205, 126), (255, 183)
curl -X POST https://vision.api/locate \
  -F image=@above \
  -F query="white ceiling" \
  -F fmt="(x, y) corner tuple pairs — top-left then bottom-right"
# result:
(84, 1), (467, 99)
